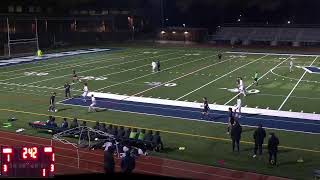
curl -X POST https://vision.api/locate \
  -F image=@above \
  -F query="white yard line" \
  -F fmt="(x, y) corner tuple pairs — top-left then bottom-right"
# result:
(23, 51), (180, 85)
(176, 55), (268, 100)
(0, 49), (171, 82)
(278, 56), (318, 110)
(223, 55), (293, 105)
(95, 53), (223, 92)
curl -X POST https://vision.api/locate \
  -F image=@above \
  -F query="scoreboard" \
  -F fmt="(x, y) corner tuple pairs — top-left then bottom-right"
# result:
(0, 146), (55, 177)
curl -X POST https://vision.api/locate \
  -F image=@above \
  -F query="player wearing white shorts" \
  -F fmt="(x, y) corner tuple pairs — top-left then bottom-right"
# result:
(239, 77), (246, 96)
(151, 61), (157, 72)
(289, 59), (293, 72)
(234, 95), (242, 118)
(88, 94), (96, 112)
(82, 83), (89, 102)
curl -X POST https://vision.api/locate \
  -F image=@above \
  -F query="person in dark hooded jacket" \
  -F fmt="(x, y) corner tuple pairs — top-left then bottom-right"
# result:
(104, 147), (115, 174)
(230, 120), (242, 152)
(253, 124), (266, 158)
(268, 132), (279, 165)
(120, 151), (135, 174)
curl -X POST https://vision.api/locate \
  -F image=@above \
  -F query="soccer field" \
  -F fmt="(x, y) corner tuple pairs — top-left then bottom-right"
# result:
(1, 47), (319, 113)
(0, 45), (319, 179)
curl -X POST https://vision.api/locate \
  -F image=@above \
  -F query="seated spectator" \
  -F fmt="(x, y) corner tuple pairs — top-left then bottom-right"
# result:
(99, 123), (107, 132)
(81, 121), (87, 127)
(46, 116), (53, 124)
(123, 128), (131, 139)
(117, 126), (125, 138)
(138, 129), (146, 141)
(129, 128), (138, 139)
(110, 125), (118, 136)
(93, 121), (100, 130)
(47, 117), (58, 128)
(61, 118), (69, 129)
(143, 130), (153, 142)
(153, 131), (164, 152)
(70, 118), (79, 128)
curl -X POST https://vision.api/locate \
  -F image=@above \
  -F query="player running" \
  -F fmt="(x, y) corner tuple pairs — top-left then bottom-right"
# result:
(254, 72), (259, 86)
(218, 53), (222, 61)
(72, 69), (78, 83)
(157, 60), (161, 72)
(64, 82), (71, 99)
(289, 59), (293, 72)
(48, 92), (57, 112)
(82, 83), (89, 102)
(234, 95), (242, 118)
(201, 97), (211, 120)
(88, 94), (96, 112)
(238, 77), (246, 96)
(151, 61), (157, 72)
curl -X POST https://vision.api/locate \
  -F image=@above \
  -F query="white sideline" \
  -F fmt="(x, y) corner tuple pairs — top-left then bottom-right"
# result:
(278, 56), (319, 110)
(227, 51), (319, 57)
(85, 92), (320, 121)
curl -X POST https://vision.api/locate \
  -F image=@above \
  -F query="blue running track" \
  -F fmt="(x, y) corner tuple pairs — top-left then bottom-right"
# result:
(60, 97), (320, 134)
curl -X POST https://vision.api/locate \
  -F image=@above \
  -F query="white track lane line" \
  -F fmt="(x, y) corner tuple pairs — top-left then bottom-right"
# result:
(176, 55), (269, 100)
(223, 55), (293, 105)
(23, 51), (180, 85)
(278, 56), (318, 110)
(95, 52), (222, 92)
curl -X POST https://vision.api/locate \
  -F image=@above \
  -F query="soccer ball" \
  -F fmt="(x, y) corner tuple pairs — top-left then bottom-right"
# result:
(55, 109), (58, 112)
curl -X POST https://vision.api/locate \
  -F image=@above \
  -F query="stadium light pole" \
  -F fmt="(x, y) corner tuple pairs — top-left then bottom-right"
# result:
(6, 17), (11, 58)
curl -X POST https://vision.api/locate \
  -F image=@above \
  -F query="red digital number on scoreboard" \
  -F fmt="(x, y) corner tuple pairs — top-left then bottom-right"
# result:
(21, 147), (38, 160)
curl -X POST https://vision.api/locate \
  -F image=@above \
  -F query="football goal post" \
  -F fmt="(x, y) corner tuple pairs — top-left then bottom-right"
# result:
(5, 17), (39, 58)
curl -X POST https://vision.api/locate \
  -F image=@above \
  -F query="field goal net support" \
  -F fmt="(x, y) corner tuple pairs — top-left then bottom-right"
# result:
(5, 17), (39, 58)
(51, 126), (120, 170)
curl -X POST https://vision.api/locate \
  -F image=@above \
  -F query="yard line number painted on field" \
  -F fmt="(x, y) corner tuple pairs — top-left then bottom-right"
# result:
(145, 82), (177, 87)
(24, 72), (49, 76)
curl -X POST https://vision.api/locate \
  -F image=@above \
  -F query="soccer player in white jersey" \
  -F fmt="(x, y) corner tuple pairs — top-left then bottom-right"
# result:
(82, 83), (89, 102)
(234, 95), (242, 118)
(151, 61), (157, 72)
(289, 59), (293, 72)
(239, 77), (246, 96)
(88, 94), (96, 112)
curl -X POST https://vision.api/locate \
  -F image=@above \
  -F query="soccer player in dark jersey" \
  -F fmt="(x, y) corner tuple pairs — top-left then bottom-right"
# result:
(72, 69), (78, 83)
(201, 97), (210, 120)
(218, 53), (222, 60)
(64, 82), (71, 98)
(227, 107), (235, 134)
(157, 60), (161, 72)
(48, 92), (56, 112)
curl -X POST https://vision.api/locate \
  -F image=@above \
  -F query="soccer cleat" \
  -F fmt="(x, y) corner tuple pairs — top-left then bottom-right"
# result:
(253, 154), (257, 158)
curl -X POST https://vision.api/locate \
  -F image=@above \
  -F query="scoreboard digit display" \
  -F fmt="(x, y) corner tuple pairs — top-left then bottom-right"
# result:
(0, 146), (54, 177)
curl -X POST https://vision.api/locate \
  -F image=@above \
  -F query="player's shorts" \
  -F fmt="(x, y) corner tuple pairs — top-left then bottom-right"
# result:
(90, 103), (96, 107)
(202, 107), (209, 113)
(82, 91), (88, 97)
(254, 78), (258, 81)
(239, 86), (244, 91)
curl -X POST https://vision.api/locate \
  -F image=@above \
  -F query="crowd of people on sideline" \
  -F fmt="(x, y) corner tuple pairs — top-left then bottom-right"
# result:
(227, 107), (280, 166)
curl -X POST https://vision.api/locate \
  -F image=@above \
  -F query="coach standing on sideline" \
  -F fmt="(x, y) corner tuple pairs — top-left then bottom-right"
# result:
(268, 133), (279, 166)
(121, 151), (135, 174)
(253, 124), (266, 158)
(104, 147), (115, 174)
(230, 120), (242, 152)
(64, 82), (71, 99)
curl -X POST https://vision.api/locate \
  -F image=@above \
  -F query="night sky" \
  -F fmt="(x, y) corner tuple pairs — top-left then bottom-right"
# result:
(3, 0), (320, 29)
